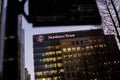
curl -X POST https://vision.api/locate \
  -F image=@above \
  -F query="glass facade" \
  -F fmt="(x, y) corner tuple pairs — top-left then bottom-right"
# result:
(33, 29), (120, 80)
(34, 40), (64, 80)
(61, 37), (107, 80)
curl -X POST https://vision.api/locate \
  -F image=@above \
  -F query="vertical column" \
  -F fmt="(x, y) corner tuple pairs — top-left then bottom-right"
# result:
(3, 0), (20, 80)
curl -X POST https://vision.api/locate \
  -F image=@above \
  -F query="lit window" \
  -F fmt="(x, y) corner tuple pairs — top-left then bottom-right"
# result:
(44, 57), (55, 62)
(55, 45), (60, 49)
(86, 46), (90, 50)
(42, 53), (45, 57)
(64, 61), (68, 64)
(77, 47), (81, 51)
(63, 48), (67, 52)
(99, 44), (104, 48)
(81, 47), (85, 50)
(114, 61), (117, 64)
(73, 54), (77, 58)
(117, 61), (120, 63)
(45, 64), (49, 68)
(45, 52), (49, 56)
(72, 47), (76, 51)
(56, 51), (62, 54)
(42, 78), (46, 80)
(48, 46), (54, 50)
(68, 48), (71, 52)
(57, 56), (62, 60)
(35, 72), (43, 76)
(51, 70), (57, 74)
(53, 57), (56, 61)
(43, 58), (47, 62)
(60, 69), (64, 72)
(63, 55), (68, 59)
(90, 46), (94, 49)
(49, 51), (55, 55)
(50, 63), (56, 68)
(77, 67), (80, 71)
(68, 55), (73, 58)
(78, 53), (82, 57)
(89, 40), (93, 43)
(46, 58), (49, 62)
(53, 76), (58, 80)
(82, 71), (85, 74)
(57, 63), (62, 67)
(39, 59), (42, 62)
(104, 44), (106, 47)
(94, 45), (98, 48)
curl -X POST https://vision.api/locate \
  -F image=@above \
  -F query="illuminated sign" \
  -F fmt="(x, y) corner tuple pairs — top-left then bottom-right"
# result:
(34, 29), (103, 42)
(36, 35), (45, 42)
(29, 0), (101, 26)
(36, 34), (75, 42)
(48, 34), (75, 40)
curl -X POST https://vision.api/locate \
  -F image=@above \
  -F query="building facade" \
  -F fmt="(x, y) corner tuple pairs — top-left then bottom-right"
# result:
(33, 29), (120, 80)
(25, 68), (31, 80)
(18, 14), (25, 80)
(29, 0), (101, 26)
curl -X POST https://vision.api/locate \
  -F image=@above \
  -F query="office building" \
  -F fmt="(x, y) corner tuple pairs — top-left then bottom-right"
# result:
(33, 29), (120, 80)
(25, 68), (31, 80)
(29, 0), (101, 26)
(18, 14), (25, 80)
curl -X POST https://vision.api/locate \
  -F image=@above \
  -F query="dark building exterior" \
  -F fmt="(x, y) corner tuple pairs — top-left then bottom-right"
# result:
(29, 0), (101, 26)
(33, 29), (120, 80)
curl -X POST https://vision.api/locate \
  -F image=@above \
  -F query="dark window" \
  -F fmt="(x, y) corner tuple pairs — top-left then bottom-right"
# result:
(76, 41), (79, 45)
(71, 41), (76, 45)
(80, 40), (84, 44)
(66, 73), (71, 78)
(66, 66), (70, 71)
(72, 72), (76, 77)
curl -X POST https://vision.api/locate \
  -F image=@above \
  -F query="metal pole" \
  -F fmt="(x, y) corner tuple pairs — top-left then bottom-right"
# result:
(3, 0), (20, 80)
(0, 0), (7, 79)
